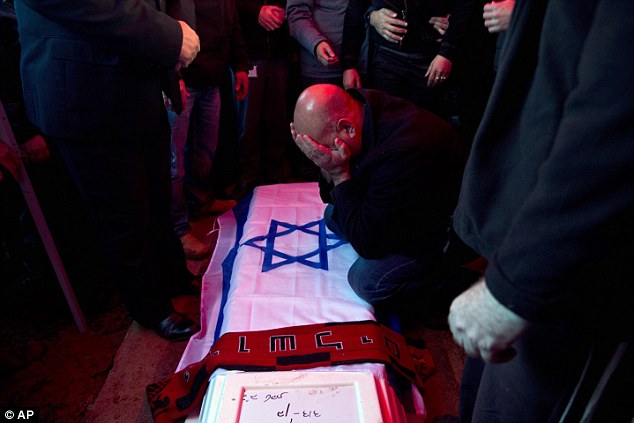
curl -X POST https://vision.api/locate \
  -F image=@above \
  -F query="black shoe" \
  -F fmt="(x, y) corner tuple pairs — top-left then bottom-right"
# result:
(230, 181), (255, 202)
(171, 278), (202, 297)
(189, 199), (237, 221)
(170, 270), (202, 297)
(154, 312), (200, 341)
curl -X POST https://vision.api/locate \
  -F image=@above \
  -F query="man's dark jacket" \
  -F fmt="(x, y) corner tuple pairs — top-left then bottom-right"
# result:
(181, 0), (251, 89)
(342, 0), (475, 70)
(0, 1), (40, 144)
(14, 0), (190, 143)
(237, 0), (293, 60)
(453, 0), (634, 336)
(320, 88), (468, 260)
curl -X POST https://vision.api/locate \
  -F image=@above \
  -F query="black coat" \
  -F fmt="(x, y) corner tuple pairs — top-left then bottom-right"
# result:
(320, 88), (467, 260)
(237, 0), (293, 60)
(181, 0), (251, 89)
(453, 0), (634, 336)
(14, 0), (188, 143)
(342, 0), (465, 69)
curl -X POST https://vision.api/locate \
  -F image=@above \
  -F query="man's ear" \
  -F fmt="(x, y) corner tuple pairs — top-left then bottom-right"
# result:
(336, 118), (355, 137)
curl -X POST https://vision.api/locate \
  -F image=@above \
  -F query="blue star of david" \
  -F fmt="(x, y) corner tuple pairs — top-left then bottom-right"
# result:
(241, 219), (348, 272)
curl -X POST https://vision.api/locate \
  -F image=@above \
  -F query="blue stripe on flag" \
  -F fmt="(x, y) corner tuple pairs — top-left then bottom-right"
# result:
(215, 192), (253, 341)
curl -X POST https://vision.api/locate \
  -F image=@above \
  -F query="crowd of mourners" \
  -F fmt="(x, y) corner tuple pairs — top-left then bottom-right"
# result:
(1, 0), (632, 421)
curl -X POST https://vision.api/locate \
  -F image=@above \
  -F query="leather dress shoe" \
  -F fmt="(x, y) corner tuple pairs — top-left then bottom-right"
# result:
(190, 199), (237, 221)
(171, 278), (202, 297)
(179, 232), (210, 260)
(154, 312), (200, 342)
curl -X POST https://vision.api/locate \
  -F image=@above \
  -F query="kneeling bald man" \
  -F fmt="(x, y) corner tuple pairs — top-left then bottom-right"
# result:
(291, 84), (475, 319)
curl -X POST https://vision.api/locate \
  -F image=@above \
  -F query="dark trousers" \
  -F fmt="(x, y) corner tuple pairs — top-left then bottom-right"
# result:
(370, 45), (450, 119)
(460, 324), (633, 423)
(51, 126), (190, 327)
(238, 57), (292, 187)
(324, 204), (472, 316)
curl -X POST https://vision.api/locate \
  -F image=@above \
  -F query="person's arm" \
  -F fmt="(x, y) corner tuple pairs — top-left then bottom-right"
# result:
(368, 7), (407, 44)
(449, 4), (634, 362)
(19, 135), (49, 164)
(429, 15), (448, 36)
(167, 0), (199, 70)
(487, 5), (634, 323)
(439, 0), (481, 62)
(0, 137), (19, 182)
(17, 0), (191, 68)
(449, 278), (528, 363)
(425, 0), (481, 87)
(327, 148), (432, 258)
(237, 0), (263, 23)
(483, 0), (515, 33)
(341, 0), (369, 70)
(341, 0), (370, 88)
(286, 0), (328, 57)
(259, 5), (286, 31)
(228, 2), (252, 101)
(291, 133), (352, 186)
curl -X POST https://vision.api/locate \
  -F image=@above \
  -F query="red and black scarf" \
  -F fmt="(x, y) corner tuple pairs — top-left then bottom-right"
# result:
(147, 320), (435, 423)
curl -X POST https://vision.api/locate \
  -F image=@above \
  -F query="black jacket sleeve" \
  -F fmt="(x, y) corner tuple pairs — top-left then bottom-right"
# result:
(341, 0), (370, 70)
(17, 0), (183, 68)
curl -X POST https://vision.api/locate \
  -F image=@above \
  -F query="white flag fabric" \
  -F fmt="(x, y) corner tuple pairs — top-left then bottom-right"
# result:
(176, 183), (425, 422)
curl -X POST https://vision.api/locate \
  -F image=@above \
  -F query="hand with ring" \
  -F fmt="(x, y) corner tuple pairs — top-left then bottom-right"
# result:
(425, 54), (452, 87)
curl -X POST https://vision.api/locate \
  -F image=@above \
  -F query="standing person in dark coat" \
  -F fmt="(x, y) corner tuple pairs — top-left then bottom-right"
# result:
(1, 0), (117, 312)
(14, 0), (202, 341)
(341, 0), (460, 118)
(167, 0), (251, 259)
(449, 1), (634, 421)
(233, 0), (294, 199)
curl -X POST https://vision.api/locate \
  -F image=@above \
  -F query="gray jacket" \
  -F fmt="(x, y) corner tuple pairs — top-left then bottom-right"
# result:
(287, 0), (347, 79)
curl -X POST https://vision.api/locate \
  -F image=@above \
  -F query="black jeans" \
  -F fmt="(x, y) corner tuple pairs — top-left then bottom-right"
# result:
(52, 129), (191, 327)
(324, 204), (471, 316)
(370, 45), (450, 119)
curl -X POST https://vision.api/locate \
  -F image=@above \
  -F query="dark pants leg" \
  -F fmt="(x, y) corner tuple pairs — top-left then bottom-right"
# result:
(347, 253), (435, 306)
(52, 130), (189, 327)
(239, 57), (292, 187)
(370, 46), (450, 119)
(26, 142), (117, 308)
(460, 323), (631, 423)
(324, 205), (470, 314)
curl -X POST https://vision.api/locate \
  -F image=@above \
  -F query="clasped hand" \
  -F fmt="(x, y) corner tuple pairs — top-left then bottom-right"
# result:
(448, 278), (528, 363)
(0, 138), (19, 182)
(258, 5), (285, 31)
(483, 0), (515, 33)
(290, 123), (351, 185)
(315, 41), (339, 67)
(0, 134), (50, 182)
(176, 20), (200, 71)
(370, 8), (407, 43)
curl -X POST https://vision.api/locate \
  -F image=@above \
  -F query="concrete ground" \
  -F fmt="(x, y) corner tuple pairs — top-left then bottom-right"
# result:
(86, 217), (465, 423)
(86, 218), (213, 423)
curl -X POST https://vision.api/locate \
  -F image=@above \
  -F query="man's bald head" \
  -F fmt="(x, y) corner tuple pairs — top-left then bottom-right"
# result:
(293, 84), (363, 150)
